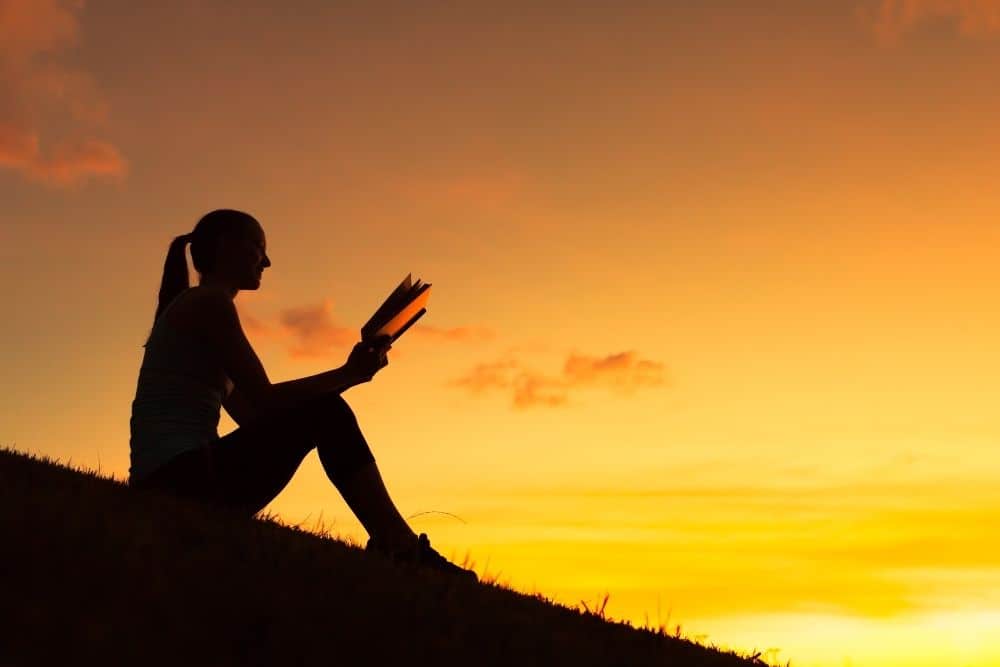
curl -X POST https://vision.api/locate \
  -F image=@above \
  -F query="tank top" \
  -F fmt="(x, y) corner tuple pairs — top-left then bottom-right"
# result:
(129, 287), (234, 483)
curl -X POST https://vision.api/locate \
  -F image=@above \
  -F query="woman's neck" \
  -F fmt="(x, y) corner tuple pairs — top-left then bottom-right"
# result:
(197, 277), (238, 300)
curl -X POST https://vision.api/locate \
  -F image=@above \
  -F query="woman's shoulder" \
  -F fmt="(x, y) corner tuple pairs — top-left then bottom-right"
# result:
(186, 287), (246, 339)
(168, 286), (234, 328)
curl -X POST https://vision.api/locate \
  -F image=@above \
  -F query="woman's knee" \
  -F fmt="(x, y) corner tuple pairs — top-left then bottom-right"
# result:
(311, 393), (361, 429)
(308, 395), (375, 483)
(315, 432), (376, 487)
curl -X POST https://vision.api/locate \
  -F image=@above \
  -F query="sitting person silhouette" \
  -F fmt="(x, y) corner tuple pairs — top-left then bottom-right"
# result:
(128, 208), (475, 581)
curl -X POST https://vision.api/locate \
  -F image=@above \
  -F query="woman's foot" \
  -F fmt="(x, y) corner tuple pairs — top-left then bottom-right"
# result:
(367, 533), (478, 582)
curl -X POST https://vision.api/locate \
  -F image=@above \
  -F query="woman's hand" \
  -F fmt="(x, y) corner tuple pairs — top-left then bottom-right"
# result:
(344, 335), (392, 384)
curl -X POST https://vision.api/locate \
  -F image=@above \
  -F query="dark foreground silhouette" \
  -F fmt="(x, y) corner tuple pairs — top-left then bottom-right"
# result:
(0, 446), (774, 667)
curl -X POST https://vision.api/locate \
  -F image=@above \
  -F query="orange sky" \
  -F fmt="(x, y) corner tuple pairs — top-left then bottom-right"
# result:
(4, 2), (1000, 665)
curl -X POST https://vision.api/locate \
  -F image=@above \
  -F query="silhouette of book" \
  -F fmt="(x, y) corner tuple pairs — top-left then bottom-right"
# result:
(361, 273), (431, 343)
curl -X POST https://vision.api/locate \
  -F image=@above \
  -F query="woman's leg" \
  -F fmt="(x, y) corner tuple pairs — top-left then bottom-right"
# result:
(319, 455), (416, 552)
(206, 422), (314, 517)
(134, 393), (473, 577)
(310, 394), (416, 550)
(207, 392), (416, 548)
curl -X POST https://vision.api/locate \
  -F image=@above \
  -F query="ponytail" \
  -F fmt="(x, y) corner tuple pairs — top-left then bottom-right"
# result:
(144, 234), (191, 346)
(142, 209), (257, 347)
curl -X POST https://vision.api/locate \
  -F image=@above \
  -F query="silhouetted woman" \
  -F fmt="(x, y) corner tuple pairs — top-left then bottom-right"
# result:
(128, 209), (475, 580)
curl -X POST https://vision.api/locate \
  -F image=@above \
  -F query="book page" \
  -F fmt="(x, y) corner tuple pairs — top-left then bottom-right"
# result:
(374, 285), (431, 339)
(362, 274), (412, 338)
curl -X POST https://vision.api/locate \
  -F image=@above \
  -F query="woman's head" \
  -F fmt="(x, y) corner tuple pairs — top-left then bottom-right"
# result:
(189, 209), (270, 288)
(149, 209), (271, 333)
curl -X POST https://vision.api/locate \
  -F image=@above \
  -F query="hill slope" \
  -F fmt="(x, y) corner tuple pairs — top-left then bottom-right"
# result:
(0, 446), (769, 666)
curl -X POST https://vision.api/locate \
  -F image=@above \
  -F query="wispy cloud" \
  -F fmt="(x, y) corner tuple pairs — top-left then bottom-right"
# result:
(469, 478), (1000, 617)
(449, 350), (668, 409)
(862, 0), (1000, 43)
(0, 0), (127, 187)
(240, 311), (273, 338)
(451, 359), (523, 395)
(512, 371), (571, 409)
(259, 300), (356, 360)
(244, 300), (494, 360)
(563, 351), (667, 395)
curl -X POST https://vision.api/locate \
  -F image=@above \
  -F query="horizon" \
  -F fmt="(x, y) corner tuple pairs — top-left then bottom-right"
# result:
(3, 2), (1000, 666)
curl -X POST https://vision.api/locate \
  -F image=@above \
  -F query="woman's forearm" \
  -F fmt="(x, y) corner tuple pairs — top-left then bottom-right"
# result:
(266, 365), (360, 415)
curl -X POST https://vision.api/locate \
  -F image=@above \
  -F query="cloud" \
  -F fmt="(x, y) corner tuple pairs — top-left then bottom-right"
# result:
(449, 350), (668, 409)
(276, 300), (356, 359)
(448, 358), (570, 409)
(862, 0), (1000, 43)
(244, 300), (493, 360)
(512, 372), (570, 409)
(450, 359), (522, 395)
(0, 0), (127, 187)
(0, 130), (126, 186)
(477, 478), (1000, 618)
(241, 299), (355, 360)
(563, 351), (667, 395)
(240, 311), (274, 337)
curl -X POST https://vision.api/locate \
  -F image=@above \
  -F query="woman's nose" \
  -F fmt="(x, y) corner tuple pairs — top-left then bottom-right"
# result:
(263, 254), (271, 267)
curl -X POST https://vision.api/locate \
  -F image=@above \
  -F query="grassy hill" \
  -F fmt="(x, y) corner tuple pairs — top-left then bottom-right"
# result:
(0, 445), (774, 666)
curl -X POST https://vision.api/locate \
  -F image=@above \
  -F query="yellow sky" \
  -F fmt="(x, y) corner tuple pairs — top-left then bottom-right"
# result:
(3, 2), (1000, 665)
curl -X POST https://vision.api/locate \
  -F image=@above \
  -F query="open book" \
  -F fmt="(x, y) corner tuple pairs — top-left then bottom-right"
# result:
(361, 273), (431, 343)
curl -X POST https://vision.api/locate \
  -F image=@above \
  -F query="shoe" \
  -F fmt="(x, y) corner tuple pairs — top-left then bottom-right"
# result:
(367, 532), (478, 582)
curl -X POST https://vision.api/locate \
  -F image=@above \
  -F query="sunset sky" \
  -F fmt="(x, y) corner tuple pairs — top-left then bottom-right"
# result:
(4, 1), (1000, 665)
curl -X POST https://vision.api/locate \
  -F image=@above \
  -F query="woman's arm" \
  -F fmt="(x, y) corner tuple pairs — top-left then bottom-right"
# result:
(197, 289), (366, 421)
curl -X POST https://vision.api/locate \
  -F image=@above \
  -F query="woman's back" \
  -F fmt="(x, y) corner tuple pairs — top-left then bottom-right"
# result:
(129, 286), (233, 484)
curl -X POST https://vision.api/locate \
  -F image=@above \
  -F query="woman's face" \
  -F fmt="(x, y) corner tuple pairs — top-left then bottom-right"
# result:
(219, 222), (271, 290)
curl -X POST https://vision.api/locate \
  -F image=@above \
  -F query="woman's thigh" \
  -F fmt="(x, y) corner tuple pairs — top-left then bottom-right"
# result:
(207, 417), (316, 516)
(131, 445), (219, 506)
(207, 391), (370, 514)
